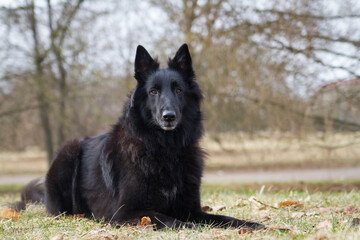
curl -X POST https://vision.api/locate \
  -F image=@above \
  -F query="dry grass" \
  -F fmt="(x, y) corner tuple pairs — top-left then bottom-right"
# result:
(0, 147), (47, 175)
(0, 133), (360, 175)
(202, 132), (360, 170)
(1, 182), (359, 239)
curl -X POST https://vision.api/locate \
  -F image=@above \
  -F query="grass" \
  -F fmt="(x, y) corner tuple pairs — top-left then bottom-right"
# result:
(1, 182), (359, 239)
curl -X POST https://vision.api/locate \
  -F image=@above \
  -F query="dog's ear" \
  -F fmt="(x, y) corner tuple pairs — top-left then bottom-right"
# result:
(168, 43), (195, 81)
(134, 45), (159, 82)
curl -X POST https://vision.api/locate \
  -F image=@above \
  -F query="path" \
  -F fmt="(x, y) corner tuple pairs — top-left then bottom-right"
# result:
(203, 167), (360, 183)
(0, 167), (359, 185)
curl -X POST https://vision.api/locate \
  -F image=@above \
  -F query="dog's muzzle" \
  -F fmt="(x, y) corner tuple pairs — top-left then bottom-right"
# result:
(160, 110), (177, 130)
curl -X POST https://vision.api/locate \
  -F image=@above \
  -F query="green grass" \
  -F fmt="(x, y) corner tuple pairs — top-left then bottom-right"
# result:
(1, 182), (360, 239)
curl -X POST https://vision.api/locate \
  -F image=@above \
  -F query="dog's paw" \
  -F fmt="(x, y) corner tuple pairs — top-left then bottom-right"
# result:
(247, 222), (266, 230)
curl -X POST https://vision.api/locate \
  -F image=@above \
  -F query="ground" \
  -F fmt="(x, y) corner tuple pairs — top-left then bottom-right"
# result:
(0, 133), (359, 239)
(1, 181), (359, 239)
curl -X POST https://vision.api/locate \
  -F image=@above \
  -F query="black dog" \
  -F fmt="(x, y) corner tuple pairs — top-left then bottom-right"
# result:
(18, 44), (264, 230)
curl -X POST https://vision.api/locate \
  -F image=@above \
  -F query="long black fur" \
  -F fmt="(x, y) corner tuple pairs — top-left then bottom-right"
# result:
(18, 44), (264, 230)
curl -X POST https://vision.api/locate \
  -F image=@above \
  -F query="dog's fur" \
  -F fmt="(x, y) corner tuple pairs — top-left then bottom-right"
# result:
(17, 44), (264, 230)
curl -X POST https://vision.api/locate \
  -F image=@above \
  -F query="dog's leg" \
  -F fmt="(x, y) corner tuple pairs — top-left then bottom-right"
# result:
(45, 140), (82, 215)
(188, 211), (265, 230)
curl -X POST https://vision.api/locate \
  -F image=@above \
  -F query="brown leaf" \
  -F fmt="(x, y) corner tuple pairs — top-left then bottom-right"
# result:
(350, 218), (360, 227)
(50, 235), (64, 240)
(136, 216), (152, 227)
(238, 228), (253, 234)
(101, 223), (112, 229)
(278, 201), (303, 208)
(0, 207), (20, 221)
(267, 227), (291, 233)
(202, 206), (213, 212)
(259, 216), (271, 222)
(276, 228), (291, 233)
(259, 206), (267, 210)
(346, 205), (358, 213)
(316, 236), (329, 240)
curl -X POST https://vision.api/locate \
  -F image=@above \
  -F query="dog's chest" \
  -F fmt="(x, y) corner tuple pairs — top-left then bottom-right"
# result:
(144, 164), (183, 211)
(160, 185), (178, 202)
(134, 145), (185, 210)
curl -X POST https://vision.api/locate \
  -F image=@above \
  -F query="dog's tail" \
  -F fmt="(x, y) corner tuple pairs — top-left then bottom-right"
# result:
(11, 177), (45, 211)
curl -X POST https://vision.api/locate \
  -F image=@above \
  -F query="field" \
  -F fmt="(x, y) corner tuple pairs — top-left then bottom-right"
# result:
(1, 133), (359, 239)
(203, 133), (360, 171)
(1, 133), (360, 175)
(1, 182), (360, 239)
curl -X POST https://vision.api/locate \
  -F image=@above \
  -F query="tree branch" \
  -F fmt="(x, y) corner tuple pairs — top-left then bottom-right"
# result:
(255, 9), (360, 20)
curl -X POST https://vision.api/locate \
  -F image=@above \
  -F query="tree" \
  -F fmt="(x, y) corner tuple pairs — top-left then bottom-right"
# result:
(1, 0), (88, 163)
(151, 0), (360, 133)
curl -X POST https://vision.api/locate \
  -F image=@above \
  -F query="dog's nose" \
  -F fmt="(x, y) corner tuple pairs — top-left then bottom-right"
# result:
(162, 110), (176, 122)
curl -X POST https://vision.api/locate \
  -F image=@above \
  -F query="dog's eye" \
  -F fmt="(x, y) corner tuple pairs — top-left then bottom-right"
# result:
(150, 89), (158, 95)
(176, 89), (182, 94)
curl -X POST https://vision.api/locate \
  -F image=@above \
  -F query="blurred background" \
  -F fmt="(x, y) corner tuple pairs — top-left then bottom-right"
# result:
(0, 0), (359, 179)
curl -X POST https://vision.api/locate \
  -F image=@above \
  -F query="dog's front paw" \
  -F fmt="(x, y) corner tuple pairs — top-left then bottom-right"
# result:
(245, 222), (266, 230)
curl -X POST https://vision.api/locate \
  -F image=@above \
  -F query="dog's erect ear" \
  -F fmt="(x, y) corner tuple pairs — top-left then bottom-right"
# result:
(134, 45), (159, 82)
(168, 43), (195, 81)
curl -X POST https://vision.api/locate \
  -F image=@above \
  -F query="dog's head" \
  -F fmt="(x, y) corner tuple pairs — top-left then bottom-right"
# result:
(133, 44), (196, 131)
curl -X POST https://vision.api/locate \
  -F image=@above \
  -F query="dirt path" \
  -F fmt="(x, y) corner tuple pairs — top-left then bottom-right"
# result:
(0, 167), (359, 185)
(203, 167), (360, 183)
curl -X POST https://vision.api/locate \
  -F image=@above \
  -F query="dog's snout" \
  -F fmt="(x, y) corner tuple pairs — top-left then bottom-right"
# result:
(162, 110), (176, 122)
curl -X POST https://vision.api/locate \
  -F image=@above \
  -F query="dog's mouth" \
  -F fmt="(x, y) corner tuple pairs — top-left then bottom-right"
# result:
(159, 120), (177, 131)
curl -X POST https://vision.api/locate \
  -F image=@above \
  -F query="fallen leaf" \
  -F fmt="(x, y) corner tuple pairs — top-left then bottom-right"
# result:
(350, 218), (360, 228)
(136, 216), (152, 227)
(238, 228), (253, 234)
(50, 235), (63, 240)
(259, 216), (271, 222)
(267, 227), (291, 233)
(278, 201), (303, 208)
(259, 206), (267, 210)
(276, 228), (291, 233)
(213, 205), (226, 212)
(0, 207), (20, 221)
(202, 206), (213, 212)
(346, 206), (358, 213)
(103, 236), (117, 240)
(315, 235), (329, 240)
(101, 223), (112, 229)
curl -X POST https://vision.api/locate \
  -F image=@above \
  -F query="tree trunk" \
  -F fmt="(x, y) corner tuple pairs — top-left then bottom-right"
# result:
(29, 0), (54, 164)
(37, 93), (54, 162)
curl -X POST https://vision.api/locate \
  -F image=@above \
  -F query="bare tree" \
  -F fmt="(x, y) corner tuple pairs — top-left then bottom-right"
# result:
(1, 0), (90, 162)
(152, 0), (360, 134)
